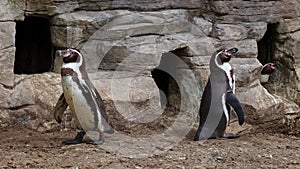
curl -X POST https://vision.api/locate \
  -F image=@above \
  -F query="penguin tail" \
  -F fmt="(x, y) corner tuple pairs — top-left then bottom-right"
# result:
(226, 92), (245, 125)
(102, 120), (114, 134)
(194, 134), (200, 141)
(105, 126), (114, 134)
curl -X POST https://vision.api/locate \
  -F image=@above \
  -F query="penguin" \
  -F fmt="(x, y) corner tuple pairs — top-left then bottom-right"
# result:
(53, 48), (114, 145)
(194, 48), (245, 141)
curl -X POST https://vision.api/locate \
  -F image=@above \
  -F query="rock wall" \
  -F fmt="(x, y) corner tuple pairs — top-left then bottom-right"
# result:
(0, 0), (300, 134)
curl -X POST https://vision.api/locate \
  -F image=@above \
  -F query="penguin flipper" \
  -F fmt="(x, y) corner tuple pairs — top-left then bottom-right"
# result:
(53, 93), (68, 123)
(194, 80), (212, 141)
(226, 92), (245, 125)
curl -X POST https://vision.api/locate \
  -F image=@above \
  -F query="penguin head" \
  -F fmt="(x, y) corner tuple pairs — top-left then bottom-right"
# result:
(61, 48), (82, 64)
(217, 48), (238, 63)
(261, 62), (277, 75)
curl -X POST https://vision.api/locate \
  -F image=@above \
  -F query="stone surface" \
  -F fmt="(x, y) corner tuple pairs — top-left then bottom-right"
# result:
(0, 47), (15, 87)
(222, 39), (258, 58)
(0, 0), (25, 21)
(208, 1), (300, 23)
(75, 0), (206, 11)
(212, 24), (248, 41)
(91, 72), (162, 124)
(230, 58), (262, 86)
(0, 22), (16, 87)
(242, 22), (268, 41)
(277, 18), (300, 34)
(185, 36), (222, 56)
(263, 17), (300, 107)
(237, 82), (300, 134)
(192, 17), (213, 36)
(98, 35), (187, 71)
(0, 73), (62, 129)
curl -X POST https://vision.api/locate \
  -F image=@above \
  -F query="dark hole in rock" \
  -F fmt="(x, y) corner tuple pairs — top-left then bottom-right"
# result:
(257, 23), (280, 84)
(257, 23), (279, 65)
(152, 68), (170, 108)
(151, 52), (182, 110)
(14, 16), (54, 74)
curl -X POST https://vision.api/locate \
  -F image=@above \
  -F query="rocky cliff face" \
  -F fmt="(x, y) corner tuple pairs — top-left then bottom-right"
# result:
(0, 0), (299, 134)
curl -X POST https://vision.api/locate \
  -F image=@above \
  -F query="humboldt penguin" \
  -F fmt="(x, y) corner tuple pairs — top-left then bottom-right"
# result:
(53, 48), (114, 145)
(194, 48), (245, 141)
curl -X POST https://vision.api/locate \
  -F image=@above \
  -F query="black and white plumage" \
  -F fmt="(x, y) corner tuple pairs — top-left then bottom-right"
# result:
(194, 48), (244, 141)
(53, 48), (114, 145)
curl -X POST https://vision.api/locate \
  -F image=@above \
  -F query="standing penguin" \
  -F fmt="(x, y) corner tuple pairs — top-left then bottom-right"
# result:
(194, 48), (244, 141)
(53, 48), (114, 145)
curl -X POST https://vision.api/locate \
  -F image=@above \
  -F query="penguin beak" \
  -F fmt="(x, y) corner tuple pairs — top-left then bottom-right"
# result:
(227, 48), (238, 54)
(58, 49), (73, 59)
(219, 48), (238, 63)
(272, 63), (280, 69)
(56, 49), (73, 58)
(225, 48), (238, 56)
(56, 50), (66, 57)
(223, 47), (238, 59)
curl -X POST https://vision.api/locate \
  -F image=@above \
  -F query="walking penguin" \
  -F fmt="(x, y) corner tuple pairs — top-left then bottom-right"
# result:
(194, 48), (245, 141)
(52, 48), (114, 145)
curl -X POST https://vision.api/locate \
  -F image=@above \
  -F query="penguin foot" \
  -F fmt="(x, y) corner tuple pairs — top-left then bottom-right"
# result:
(86, 139), (104, 145)
(223, 133), (240, 139)
(62, 131), (85, 145)
(86, 133), (104, 145)
(62, 139), (84, 145)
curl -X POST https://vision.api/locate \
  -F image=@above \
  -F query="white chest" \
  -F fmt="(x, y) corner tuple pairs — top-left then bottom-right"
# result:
(220, 63), (235, 92)
(61, 76), (99, 131)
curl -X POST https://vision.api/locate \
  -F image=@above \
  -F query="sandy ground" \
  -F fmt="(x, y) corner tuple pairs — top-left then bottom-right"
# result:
(0, 126), (299, 169)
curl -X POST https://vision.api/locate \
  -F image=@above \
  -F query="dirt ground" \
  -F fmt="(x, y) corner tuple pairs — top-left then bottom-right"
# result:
(0, 126), (299, 169)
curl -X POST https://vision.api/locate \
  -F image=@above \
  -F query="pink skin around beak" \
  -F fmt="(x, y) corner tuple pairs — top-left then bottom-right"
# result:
(270, 63), (276, 69)
(62, 49), (72, 58)
(261, 63), (277, 75)
(219, 49), (232, 63)
(223, 49), (232, 59)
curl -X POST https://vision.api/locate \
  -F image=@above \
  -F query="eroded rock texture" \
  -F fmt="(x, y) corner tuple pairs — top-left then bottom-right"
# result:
(0, 0), (299, 134)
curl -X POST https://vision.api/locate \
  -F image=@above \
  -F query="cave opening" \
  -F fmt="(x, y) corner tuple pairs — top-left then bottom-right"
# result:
(257, 23), (279, 65)
(14, 16), (54, 74)
(151, 48), (188, 109)
(151, 68), (171, 108)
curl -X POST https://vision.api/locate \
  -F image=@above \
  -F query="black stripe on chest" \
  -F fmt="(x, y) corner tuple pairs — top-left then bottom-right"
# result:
(61, 67), (100, 130)
(61, 68), (76, 77)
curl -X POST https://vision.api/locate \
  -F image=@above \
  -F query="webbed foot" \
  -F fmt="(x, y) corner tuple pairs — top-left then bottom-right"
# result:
(62, 131), (86, 145)
(223, 133), (240, 139)
(86, 133), (104, 145)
